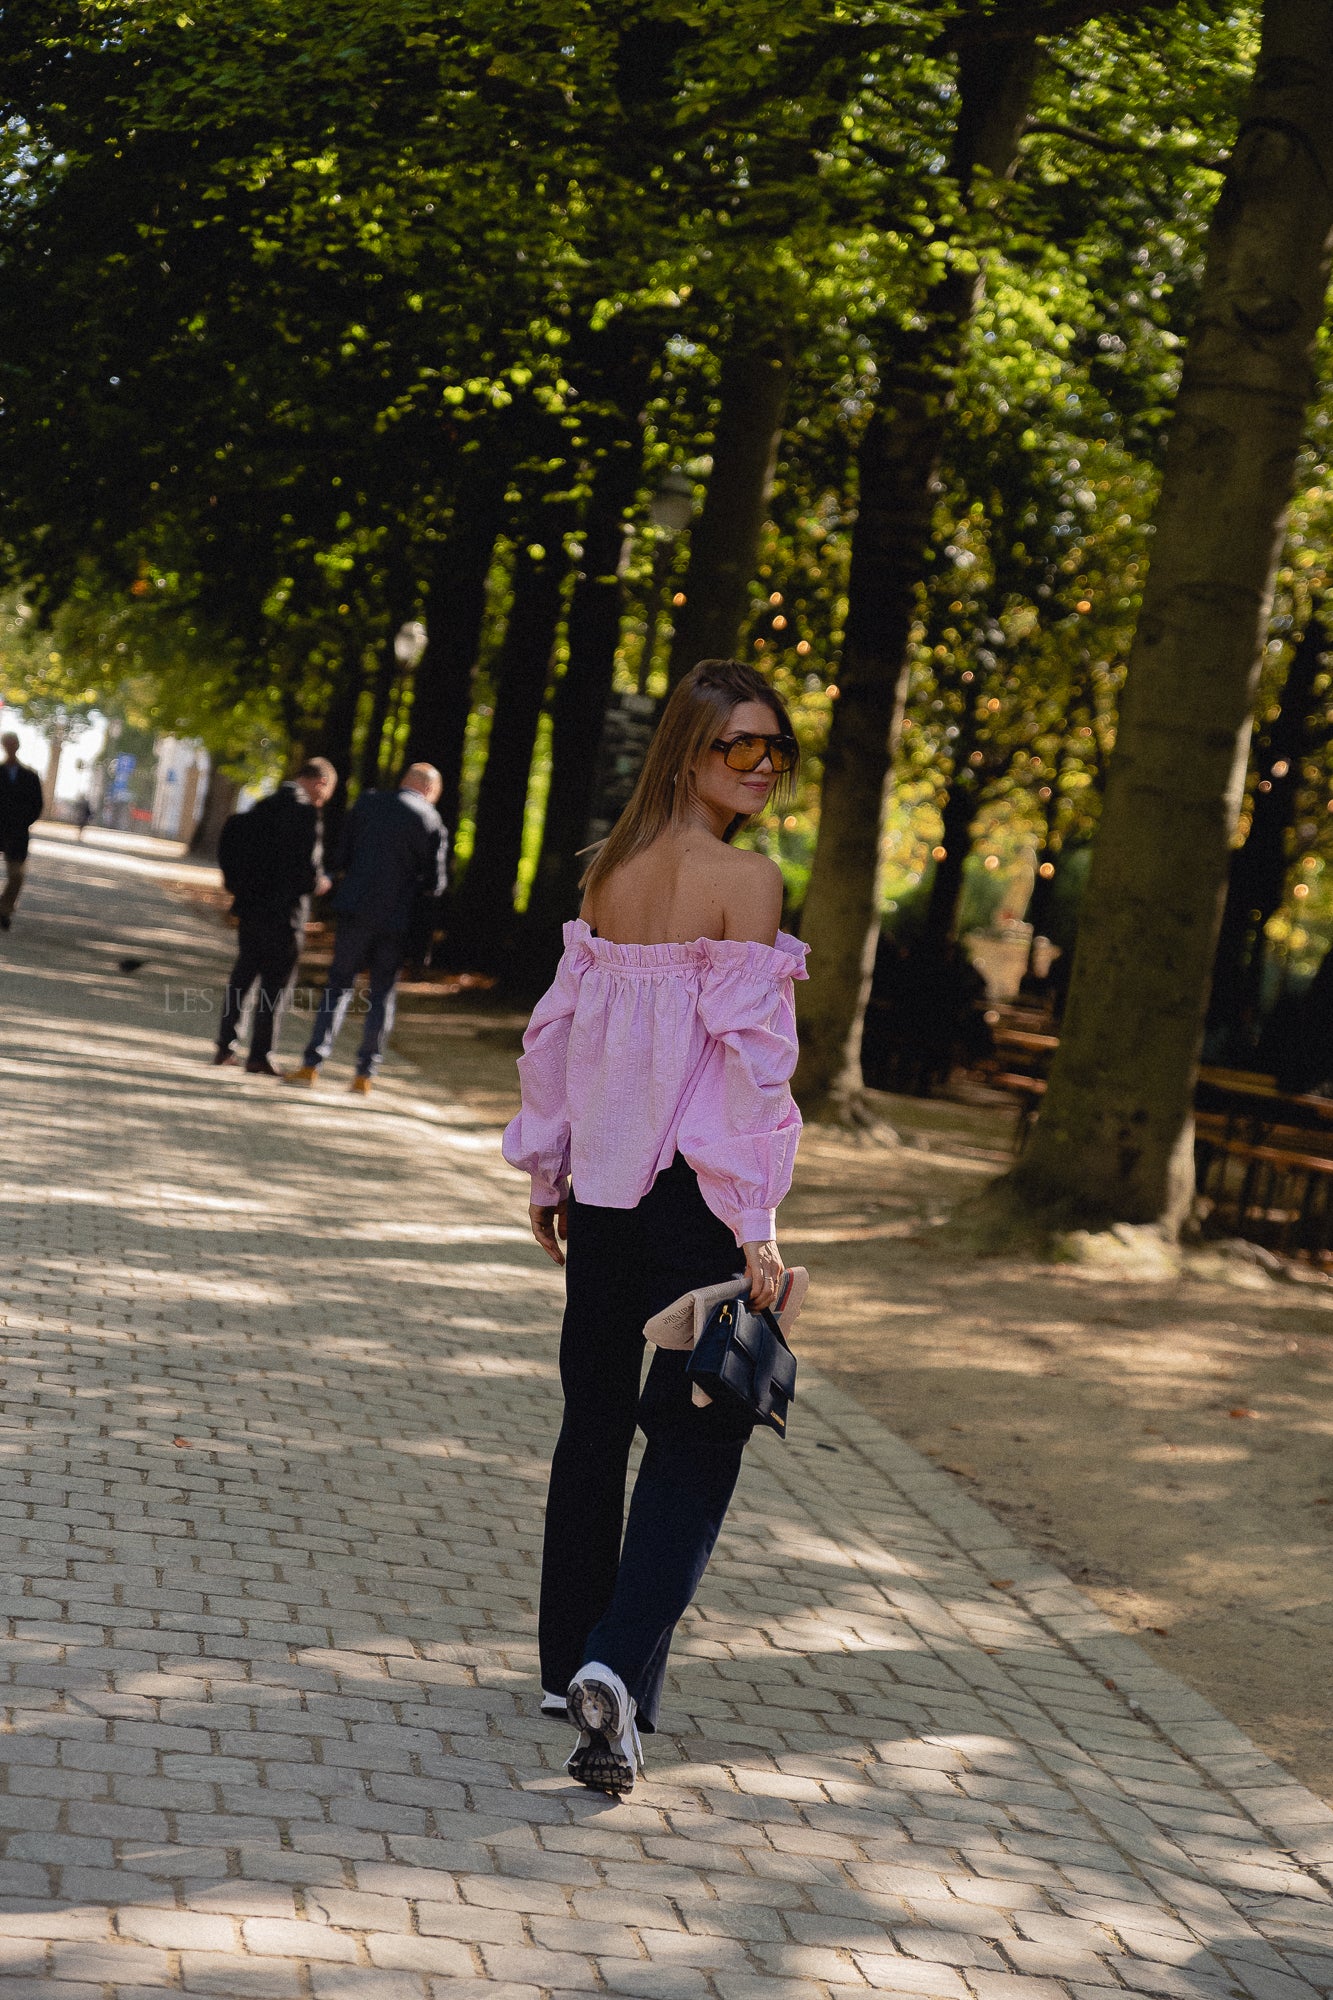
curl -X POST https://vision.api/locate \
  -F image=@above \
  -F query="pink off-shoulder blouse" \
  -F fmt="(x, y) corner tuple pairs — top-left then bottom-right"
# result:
(502, 919), (808, 1245)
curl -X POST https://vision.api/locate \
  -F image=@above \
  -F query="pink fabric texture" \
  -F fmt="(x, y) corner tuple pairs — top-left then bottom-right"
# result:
(502, 918), (808, 1245)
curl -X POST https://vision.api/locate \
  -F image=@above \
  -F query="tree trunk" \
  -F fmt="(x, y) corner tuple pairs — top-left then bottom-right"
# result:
(793, 38), (1040, 1111)
(357, 639), (397, 796)
(921, 780), (978, 948)
(1011, 5), (1333, 1230)
(357, 560), (415, 795)
(188, 768), (240, 860)
(406, 471), (509, 842)
(177, 757), (203, 843)
(1025, 801), (1062, 979)
(523, 363), (656, 982)
(42, 729), (66, 815)
(379, 652), (416, 787)
(666, 329), (793, 686)
(1023, 690), (1087, 977)
(448, 521), (573, 967)
(310, 638), (367, 858)
(1208, 607), (1328, 1051)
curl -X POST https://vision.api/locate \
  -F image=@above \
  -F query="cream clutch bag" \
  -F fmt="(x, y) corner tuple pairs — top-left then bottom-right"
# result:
(644, 1267), (809, 1351)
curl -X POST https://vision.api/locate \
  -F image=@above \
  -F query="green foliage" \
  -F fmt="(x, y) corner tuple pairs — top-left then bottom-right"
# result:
(0, 0), (1296, 958)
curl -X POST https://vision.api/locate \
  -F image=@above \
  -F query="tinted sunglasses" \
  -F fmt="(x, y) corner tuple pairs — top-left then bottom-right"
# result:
(712, 732), (799, 775)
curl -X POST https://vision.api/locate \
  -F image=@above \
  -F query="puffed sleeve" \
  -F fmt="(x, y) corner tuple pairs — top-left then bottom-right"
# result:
(676, 933), (808, 1245)
(501, 928), (589, 1206)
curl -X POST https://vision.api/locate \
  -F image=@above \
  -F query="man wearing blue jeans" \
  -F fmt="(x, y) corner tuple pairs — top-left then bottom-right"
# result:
(286, 762), (447, 1095)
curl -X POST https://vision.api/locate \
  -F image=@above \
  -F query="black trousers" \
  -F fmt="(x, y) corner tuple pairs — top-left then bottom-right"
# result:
(538, 1156), (752, 1731)
(218, 915), (302, 1063)
(0, 846), (26, 919)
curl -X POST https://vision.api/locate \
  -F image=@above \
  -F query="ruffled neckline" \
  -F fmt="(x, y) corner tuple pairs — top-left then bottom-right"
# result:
(561, 918), (808, 977)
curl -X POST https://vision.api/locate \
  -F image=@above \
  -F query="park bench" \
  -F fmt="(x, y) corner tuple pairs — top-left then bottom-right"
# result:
(989, 1070), (1047, 1143)
(1190, 1069), (1333, 1258)
(982, 1054), (1333, 1258)
(973, 1020), (1058, 1145)
(1195, 1130), (1333, 1258)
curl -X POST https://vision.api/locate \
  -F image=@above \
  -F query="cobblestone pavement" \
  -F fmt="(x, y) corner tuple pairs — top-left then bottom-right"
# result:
(0, 835), (1330, 2000)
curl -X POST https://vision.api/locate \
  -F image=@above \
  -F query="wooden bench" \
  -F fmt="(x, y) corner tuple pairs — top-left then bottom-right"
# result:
(989, 1072), (1047, 1148)
(1197, 1131), (1333, 1257)
(975, 1055), (1333, 1254)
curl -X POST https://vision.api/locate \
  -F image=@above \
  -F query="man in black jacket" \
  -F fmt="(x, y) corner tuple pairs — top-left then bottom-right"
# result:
(214, 758), (337, 1075)
(0, 732), (45, 931)
(287, 762), (447, 1095)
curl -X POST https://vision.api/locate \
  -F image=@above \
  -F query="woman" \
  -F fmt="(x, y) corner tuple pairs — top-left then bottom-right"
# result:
(502, 658), (806, 1796)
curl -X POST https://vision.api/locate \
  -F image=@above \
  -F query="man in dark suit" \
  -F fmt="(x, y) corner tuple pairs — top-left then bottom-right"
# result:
(0, 732), (46, 931)
(287, 762), (447, 1096)
(214, 757), (337, 1075)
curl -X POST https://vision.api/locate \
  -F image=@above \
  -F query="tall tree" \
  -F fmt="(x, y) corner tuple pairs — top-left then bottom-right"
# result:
(189, 771), (241, 859)
(794, 32), (1042, 1110)
(523, 338), (658, 977)
(1010, 0), (1333, 1230)
(447, 516), (573, 966)
(666, 328), (793, 685)
(407, 467), (512, 844)
(357, 555), (416, 794)
(309, 637), (367, 853)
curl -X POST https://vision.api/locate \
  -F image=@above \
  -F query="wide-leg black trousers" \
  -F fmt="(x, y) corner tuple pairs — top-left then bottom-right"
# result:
(538, 1156), (753, 1731)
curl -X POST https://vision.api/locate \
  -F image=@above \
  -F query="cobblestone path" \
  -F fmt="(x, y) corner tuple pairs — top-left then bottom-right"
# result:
(0, 834), (1330, 2000)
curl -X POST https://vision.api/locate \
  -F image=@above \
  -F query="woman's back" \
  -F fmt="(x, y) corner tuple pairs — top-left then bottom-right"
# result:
(506, 657), (803, 1265)
(585, 828), (781, 949)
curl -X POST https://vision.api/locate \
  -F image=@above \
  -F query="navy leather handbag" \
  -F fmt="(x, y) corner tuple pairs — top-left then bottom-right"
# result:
(686, 1292), (798, 1438)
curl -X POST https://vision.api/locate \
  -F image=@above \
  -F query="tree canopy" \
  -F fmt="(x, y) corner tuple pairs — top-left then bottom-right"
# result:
(10, 0), (1333, 1235)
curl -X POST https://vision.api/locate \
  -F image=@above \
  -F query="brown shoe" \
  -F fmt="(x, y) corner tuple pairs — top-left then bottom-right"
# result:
(245, 1056), (281, 1077)
(284, 1065), (320, 1086)
(212, 1049), (238, 1067)
(349, 1074), (372, 1096)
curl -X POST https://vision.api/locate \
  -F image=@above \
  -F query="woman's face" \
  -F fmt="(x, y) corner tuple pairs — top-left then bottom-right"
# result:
(692, 698), (786, 827)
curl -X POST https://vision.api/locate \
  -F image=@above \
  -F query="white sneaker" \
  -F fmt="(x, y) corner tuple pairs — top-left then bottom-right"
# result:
(539, 1689), (568, 1720)
(565, 1661), (644, 1796)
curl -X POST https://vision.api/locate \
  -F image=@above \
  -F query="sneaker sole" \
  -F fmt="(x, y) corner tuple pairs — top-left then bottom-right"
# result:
(567, 1682), (635, 1796)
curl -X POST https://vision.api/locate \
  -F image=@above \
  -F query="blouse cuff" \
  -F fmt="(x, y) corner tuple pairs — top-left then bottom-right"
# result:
(529, 1176), (568, 1208)
(736, 1206), (777, 1245)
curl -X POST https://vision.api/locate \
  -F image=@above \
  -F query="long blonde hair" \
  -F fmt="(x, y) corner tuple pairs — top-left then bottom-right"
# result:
(583, 658), (799, 895)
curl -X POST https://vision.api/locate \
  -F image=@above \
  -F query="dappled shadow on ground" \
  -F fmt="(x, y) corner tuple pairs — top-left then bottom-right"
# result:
(779, 1121), (1333, 1806)
(395, 982), (1333, 1809)
(0, 847), (1328, 1996)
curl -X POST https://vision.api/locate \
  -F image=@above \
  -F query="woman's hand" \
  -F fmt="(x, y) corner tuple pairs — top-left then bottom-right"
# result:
(743, 1238), (783, 1311)
(530, 1202), (568, 1267)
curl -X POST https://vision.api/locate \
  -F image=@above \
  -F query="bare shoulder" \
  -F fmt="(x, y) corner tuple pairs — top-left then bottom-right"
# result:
(720, 846), (784, 946)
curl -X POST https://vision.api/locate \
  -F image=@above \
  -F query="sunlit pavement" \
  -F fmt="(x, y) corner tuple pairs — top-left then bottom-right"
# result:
(0, 840), (1330, 2000)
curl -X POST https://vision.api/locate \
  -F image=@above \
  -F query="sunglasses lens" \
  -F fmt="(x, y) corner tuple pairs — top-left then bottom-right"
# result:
(723, 735), (797, 773)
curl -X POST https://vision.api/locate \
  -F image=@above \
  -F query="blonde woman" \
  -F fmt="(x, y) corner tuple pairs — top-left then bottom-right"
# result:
(503, 658), (806, 1795)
